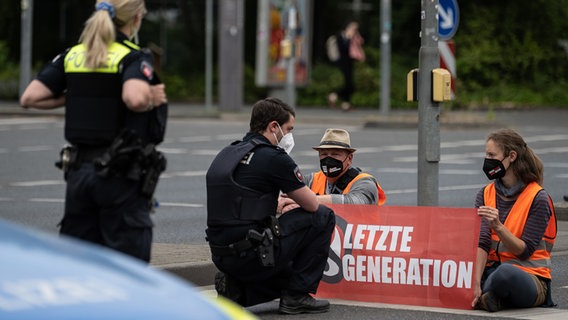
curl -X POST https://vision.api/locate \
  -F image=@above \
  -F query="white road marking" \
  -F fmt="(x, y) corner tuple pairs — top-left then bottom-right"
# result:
(386, 184), (486, 195)
(18, 145), (54, 152)
(161, 170), (207, 178)
(160, 147), (188, 154)
(23, 198), (202, 208)
(178, 136), (212, 143)
(29, 198), (64, 203)
(192, 150), (221, 156)
(158, 202), (204, 208)
(215, 134), (243, 141)
(548, 163), (568, 168)
(10, 180), (64, 187)
(0, 118), (58, 125)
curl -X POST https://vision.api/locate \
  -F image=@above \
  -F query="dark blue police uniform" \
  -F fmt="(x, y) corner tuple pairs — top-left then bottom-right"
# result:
(206, 132), (335, 307)
(35, 32), (166, 262)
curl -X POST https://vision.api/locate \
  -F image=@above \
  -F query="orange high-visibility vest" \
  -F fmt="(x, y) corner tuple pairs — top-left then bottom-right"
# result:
(483, 181), (556, 279)
(311, 171), (386, 206)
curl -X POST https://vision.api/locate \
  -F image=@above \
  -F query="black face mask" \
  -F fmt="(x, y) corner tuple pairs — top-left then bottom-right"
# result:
(483, 158), (506, 180)
(320, 156), (345, 178)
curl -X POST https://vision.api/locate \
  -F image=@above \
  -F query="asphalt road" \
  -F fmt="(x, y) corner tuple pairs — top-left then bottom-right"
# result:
(1, 104), (568, 319)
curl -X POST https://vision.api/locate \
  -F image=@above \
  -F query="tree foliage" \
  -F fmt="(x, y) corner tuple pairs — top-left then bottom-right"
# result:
(2, 0), (568, 107)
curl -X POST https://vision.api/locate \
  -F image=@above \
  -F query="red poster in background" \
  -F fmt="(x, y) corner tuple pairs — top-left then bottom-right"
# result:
(316, 205), (480, 310)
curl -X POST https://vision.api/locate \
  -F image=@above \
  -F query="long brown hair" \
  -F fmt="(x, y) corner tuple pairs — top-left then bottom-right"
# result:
(487, 128), (544, 185)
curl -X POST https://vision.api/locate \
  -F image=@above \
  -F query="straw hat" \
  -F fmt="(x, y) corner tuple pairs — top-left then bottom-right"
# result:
(312, 128), (356, 152)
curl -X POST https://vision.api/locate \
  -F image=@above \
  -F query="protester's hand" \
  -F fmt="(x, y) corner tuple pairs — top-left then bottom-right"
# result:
(471, 285), (482, 308)
(477, 206), (502, 230)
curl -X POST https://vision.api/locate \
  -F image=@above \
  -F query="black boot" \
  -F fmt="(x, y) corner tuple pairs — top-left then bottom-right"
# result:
(279, 292), (330, 314)
(214, 272), (243, 304)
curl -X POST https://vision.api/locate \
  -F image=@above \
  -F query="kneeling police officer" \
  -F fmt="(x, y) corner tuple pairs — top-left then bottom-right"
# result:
(206, 97), (335, 314)
(20, 0), (167, 262)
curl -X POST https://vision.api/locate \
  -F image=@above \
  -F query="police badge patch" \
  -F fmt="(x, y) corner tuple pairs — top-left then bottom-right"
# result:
(140, 61), (154, 81)
(294, 166), (303, 182)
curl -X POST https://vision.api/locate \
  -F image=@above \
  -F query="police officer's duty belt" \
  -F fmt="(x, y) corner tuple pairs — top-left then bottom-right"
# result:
(209, 239), (256, 256)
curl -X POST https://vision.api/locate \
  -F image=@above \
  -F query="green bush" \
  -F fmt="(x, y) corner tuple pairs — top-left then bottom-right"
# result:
(0, 41), (19, 99)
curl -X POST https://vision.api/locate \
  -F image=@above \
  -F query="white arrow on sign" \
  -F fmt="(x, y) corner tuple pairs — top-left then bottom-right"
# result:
(438, 6), (454, 29)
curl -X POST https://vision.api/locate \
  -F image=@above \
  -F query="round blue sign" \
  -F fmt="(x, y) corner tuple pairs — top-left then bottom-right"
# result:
(438, 0), (459, 40)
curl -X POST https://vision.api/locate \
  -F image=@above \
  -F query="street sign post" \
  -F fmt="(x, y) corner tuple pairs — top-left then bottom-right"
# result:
(438, 0), (459, 40)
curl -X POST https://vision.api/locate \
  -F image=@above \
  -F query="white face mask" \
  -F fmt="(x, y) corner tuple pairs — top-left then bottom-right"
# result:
(273, 123), (295, 154)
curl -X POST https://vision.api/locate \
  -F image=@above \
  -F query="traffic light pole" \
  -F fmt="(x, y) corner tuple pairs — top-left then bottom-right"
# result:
(417, 0), (441, 206)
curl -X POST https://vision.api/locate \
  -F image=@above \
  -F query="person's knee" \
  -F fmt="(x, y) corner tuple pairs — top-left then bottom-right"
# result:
(313, 205), (335, 229)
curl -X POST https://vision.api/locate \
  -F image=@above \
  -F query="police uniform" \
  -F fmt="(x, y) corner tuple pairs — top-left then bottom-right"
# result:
(206, 132), (335, 307)
(35, 32), (166, 262)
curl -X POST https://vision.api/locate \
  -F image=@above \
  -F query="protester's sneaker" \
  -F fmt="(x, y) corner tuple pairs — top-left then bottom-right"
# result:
(479, 291), (503, 312)
(279, 293), (330, 314)
(214, 272), (242, 303)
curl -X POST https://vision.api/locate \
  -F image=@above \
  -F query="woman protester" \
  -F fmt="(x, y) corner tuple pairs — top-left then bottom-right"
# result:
(472, 128), (556, 312)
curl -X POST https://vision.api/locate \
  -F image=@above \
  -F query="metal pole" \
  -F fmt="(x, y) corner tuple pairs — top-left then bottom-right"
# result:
(19, 0), (33, 98)
(285, 1), (297, 110)
(417, 0), (440, 206)
(218, 0), (244, 111)
(205, 0), (213, 111)
(379, 0), (391, 115)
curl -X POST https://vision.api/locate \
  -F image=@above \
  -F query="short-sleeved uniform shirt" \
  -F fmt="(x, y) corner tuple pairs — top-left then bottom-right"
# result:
(234, 132), (306, 196)
(35, 33), (150, 97)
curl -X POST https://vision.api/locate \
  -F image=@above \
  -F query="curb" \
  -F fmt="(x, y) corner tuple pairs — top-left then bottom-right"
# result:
(555, 202), (568, 221)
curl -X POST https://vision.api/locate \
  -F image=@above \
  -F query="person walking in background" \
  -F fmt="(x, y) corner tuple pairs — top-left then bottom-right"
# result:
(279, 128), (385, 214)
(20, 0), (168, 262)
(206, 97), (335, 314)
(472, 128), (556, 312)
(327, 20), (365, 112)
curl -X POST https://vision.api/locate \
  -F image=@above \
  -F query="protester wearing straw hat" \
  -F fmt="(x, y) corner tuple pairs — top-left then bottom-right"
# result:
(279, 128), (385, 214)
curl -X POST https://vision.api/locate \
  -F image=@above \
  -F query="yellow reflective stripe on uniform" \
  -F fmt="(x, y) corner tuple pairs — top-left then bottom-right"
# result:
(122, 39), (140, 51)
(64, 43), (132, 73)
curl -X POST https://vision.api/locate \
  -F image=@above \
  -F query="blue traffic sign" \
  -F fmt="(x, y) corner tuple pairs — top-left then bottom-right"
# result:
(438, 0), (459, 40)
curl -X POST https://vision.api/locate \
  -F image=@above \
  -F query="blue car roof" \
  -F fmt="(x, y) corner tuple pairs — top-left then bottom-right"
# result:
(0, 219), (235, 319)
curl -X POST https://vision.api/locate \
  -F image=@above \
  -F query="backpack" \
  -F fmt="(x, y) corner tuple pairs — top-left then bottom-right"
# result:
(326, 35), (340, 62)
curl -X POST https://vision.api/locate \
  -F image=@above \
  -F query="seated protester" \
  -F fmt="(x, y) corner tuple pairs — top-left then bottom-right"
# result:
(279, 128), (385, 214)
(472, 128), (556, 312)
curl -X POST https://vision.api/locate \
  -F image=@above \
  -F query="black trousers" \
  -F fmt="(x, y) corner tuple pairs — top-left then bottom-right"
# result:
(209, 205), (335, 307)
(60, 162), (153, 262)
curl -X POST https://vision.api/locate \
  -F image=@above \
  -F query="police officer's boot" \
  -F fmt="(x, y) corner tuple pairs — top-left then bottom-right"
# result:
(279, 291), (330, 314)
(214, 272), (243, 304)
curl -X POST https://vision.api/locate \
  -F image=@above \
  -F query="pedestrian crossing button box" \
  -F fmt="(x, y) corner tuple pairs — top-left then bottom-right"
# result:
(432, 68), (451, 102)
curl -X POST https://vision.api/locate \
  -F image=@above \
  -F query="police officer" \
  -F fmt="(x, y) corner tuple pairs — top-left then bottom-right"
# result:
(206, 97), (335, 314)
(20, 0), (167, 262)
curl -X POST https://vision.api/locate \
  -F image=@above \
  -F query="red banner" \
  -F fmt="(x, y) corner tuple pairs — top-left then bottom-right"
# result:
(316, 205), (480, 310)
